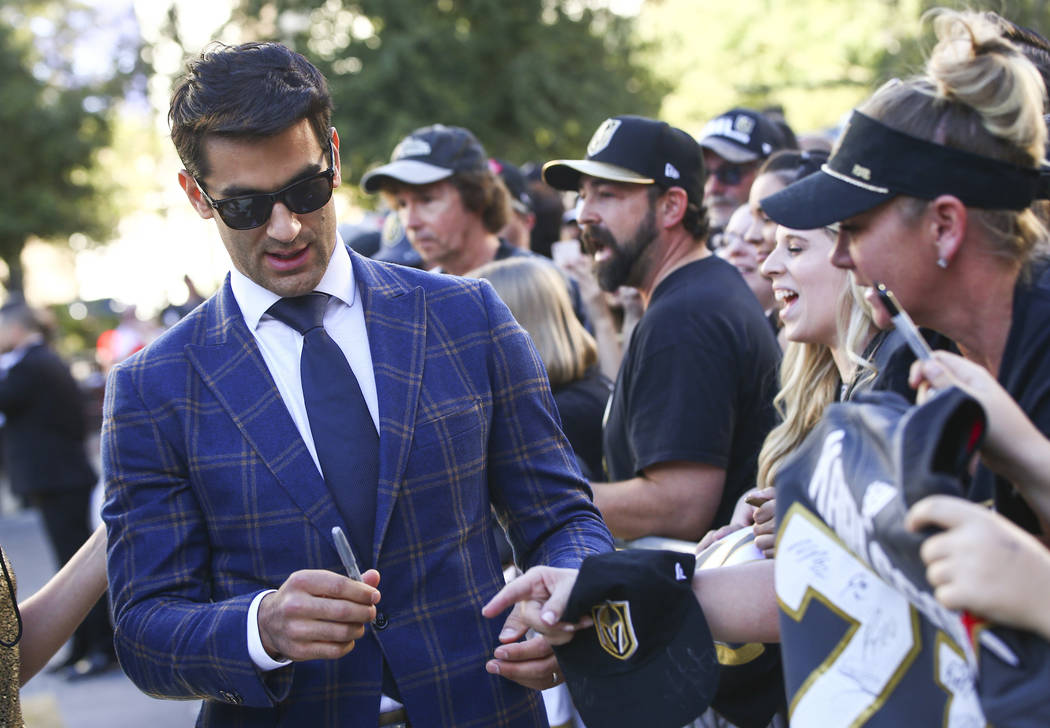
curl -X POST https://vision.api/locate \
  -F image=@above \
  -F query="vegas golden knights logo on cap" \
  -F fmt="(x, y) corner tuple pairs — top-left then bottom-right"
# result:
(587, 119), (622, 157)
(592, 600), (638, 660)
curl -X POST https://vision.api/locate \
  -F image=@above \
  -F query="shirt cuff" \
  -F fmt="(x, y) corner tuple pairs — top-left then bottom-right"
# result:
(247, 589), (292, 671)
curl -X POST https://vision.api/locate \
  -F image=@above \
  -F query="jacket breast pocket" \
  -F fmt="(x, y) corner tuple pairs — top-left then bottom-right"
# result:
(404, 400), (488, 483)
(401, 399), (491, 532)
(411, 399), (485, 452)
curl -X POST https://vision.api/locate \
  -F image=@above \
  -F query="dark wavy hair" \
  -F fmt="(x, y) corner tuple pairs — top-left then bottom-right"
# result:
(169, 42), (333, 179)
(446, 170), (511, 234)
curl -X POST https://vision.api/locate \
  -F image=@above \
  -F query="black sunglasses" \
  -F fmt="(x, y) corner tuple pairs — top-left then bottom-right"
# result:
(195, 140), (336, 230)
(710, 162), (756, 187)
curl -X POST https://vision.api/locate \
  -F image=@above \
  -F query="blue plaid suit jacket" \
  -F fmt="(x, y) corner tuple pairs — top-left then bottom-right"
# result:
(102, 251), (613, 727)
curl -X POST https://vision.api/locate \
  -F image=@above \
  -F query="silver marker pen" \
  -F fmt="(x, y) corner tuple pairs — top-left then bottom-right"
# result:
(331, 526), (363, 582)
(874, 283), (934, 361)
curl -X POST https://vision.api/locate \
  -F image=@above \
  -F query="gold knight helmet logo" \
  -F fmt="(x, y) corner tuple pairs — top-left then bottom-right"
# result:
(592, 600), (638, 660)
(587, 119), (622, 157)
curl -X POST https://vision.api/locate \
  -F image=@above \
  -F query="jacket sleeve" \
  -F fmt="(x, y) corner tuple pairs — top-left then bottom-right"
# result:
(101, 361), (293, 708)
(476, 280), (614, 569)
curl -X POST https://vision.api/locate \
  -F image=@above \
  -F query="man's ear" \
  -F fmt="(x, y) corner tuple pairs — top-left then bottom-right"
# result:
(178, 170), (215, 221)
(330, 127), (342, 189)
(659, 186), (689, 230)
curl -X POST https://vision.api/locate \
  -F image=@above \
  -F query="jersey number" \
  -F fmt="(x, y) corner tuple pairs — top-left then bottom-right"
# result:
(776, 504), (983, 727)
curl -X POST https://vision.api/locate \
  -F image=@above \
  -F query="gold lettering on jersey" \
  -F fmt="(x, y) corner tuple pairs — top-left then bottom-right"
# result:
(593, 600), (638, 660)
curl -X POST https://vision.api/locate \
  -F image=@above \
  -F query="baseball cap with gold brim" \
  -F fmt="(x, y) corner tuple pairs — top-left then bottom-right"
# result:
(543, 115), (704, 206)
(760, 110), (1043, 230)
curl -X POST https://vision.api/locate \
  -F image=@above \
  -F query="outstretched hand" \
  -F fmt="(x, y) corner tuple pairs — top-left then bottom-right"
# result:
(482, 567), (588, 691)
(482, 566), (586, 645)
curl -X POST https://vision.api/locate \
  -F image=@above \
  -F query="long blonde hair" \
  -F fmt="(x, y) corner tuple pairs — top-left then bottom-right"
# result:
(756, 260), (878, 490)
(860, 9), (1047, 266)
(470, 257), (597, 386)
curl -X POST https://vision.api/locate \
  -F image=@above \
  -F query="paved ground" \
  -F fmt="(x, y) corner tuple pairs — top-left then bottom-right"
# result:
(4, 507), (200, 727)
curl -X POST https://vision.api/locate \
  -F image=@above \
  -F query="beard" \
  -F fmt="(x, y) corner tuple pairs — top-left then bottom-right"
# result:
(582, 207), (659, 292)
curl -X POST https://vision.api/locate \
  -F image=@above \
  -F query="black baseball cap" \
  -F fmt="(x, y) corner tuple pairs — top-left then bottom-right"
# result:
(361, 124), (488, 193)
(542, 116), (704, 207)
(761, 110), (1043, 230)
(552, 549), (719, 728)
(699, 108), (790, 164)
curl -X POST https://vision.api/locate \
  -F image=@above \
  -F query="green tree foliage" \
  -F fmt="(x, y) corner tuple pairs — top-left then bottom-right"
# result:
(639, 0), (1050, 139)
(636, 0), (926, 136)
(217, 0), (667, 198)
(0, 1), (141, 295)
(874, 0), (1050, 85)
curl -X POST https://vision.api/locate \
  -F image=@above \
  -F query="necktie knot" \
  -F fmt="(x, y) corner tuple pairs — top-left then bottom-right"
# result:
(268, 293), (330, 335)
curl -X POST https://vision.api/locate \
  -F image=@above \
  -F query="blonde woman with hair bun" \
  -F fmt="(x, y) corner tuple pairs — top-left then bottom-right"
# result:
(765, 7), (1050, 534)
(756, 8), (1050, 725)
(471, 257), (612, 480)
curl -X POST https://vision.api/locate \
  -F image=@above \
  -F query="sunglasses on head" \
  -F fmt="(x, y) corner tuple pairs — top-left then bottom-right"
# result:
(710, 162), (755, 186)
(195, 139), (336, 230)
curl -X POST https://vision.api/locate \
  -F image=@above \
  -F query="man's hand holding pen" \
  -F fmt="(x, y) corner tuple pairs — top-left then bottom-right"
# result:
(257, 567), (381, 662)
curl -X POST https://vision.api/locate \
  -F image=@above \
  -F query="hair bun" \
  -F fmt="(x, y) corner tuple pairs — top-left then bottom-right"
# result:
(924, 9), (1046, 164)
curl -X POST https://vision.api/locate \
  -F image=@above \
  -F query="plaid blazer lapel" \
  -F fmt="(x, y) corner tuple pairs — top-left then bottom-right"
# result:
(354, 253), (425, 564)
(185, 279), (338, 539)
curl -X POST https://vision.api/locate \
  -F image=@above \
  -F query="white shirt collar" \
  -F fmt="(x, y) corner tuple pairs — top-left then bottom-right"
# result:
(230, 238), (357, 330)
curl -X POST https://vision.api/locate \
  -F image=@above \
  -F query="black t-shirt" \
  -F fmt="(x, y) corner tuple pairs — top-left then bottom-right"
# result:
(979, 261), (1050, 533)
(602, 256), (781, 529)
(552, 367), (612, 482)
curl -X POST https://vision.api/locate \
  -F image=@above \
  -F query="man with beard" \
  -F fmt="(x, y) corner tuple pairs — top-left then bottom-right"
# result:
(699, 107), (793, 235)
(543, 115), (781, 542)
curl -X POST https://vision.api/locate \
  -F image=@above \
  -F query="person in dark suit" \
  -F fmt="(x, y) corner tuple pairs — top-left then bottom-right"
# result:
(0, 303), (115, 680)
(101, 42), (612, 727)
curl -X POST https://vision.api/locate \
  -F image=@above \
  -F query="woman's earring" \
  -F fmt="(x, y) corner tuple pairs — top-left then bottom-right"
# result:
(936, 257), (948, 269)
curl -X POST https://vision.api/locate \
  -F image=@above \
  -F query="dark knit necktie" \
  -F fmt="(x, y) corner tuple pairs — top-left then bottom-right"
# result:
(267, 292), (377, 568)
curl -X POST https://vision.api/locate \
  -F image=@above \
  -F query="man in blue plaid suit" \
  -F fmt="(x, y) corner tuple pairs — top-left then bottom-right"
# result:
(101, 42), (612, 727)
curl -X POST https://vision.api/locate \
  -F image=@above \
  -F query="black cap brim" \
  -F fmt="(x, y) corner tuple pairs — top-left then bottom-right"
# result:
(557, 602), (719, 728)
(760, 167), (894, 230)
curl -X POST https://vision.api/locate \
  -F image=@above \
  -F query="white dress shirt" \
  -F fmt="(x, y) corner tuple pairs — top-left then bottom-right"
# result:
(229, 243), (386, 679)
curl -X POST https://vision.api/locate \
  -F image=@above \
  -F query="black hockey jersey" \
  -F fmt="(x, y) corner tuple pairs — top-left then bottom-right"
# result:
(774, 387), (1050, 727)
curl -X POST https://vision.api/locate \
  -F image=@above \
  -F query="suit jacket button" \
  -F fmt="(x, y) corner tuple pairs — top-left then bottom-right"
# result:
(373, 612), (389, 630)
